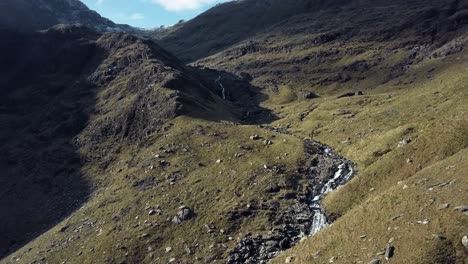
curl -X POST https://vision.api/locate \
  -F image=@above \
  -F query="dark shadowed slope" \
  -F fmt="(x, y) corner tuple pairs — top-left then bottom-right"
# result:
(0, 26), (100, 257)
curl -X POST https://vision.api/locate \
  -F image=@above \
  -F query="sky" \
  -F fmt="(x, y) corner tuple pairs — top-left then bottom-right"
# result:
(80, 0), (231, 29)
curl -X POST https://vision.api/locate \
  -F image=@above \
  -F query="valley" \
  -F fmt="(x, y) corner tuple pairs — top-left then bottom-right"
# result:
(0, 0), (467, 264)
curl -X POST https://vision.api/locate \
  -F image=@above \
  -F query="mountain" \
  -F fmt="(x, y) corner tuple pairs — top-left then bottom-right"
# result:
(0, 0), (135, 32)
(2, 0), (468, 264)
(0, 24), (267, 260)
(155, 0), (349, 62)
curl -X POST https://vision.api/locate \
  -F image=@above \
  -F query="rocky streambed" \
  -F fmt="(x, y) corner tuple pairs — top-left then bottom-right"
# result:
(227, 140), (355, 264)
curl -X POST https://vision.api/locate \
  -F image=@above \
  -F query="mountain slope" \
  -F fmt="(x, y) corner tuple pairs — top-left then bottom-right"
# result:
(157, 0), (468, 263)
(0, 24), (266, 259)
(0, 0), (134, 32)
(155, 0), (349, 62)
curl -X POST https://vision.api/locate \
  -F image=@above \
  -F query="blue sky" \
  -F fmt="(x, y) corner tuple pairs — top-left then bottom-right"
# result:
(80, 0), (230, 29)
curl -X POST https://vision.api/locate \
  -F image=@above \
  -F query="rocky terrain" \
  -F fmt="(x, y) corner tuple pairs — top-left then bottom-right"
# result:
(1, 0), (468, 264)
(0, 0), (135, 32)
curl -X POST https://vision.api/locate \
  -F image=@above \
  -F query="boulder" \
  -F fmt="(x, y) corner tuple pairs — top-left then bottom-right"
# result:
(303, 92), (319, 99)
(385, 244), (395, 260)
(172, 206), (194, 224)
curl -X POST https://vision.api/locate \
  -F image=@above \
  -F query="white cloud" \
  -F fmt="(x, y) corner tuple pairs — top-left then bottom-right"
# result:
(129, 13), (145, 20)
(150, 0), (230, 11)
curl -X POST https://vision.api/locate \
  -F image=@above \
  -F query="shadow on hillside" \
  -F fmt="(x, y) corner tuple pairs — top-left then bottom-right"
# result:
(187, 67), (278, 125)
(0, 29), (104, 259)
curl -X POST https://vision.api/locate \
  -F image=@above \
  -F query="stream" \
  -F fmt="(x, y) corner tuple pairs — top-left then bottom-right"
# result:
(227, 139), (355, 264)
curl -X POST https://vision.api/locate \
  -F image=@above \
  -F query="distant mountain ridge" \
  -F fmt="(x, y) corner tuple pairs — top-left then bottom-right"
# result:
(0, 0), (136, 32)
(154, 0), (350, 62)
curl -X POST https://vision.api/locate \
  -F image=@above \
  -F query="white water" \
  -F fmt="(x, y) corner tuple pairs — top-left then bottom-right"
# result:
(309, 156), (354, 236)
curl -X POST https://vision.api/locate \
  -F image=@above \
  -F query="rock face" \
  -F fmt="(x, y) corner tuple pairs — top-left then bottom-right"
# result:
(227, 140), (355, 264)
(0, 0), (135, 32)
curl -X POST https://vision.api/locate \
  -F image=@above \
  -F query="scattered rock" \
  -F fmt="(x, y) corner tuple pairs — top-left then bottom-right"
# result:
(385, 244), (395, 260)
(172, 206), (194, 224)
(263, 139), (273, 145)
(368, 259), (381, 264)
(438, 204), (450, 210)
(285, 256), (295, 263)
(303, 92), (319, 99)
(462, 236), (468, 248)
(454, 205), (468, 212)
(250, 134), (261, 140)
(166, 247), (172, 253)
(216, 159), (223, 164)
(417, 219), (430, 225)
(398, 138), (412, 148)
(234, 152), (245, 158)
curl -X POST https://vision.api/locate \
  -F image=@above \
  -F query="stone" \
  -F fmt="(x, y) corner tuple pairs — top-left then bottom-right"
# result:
(385, 245), (395, 260)
(250, 135), (260, 140)
(462, 236), (468, 248)
(398, 139), (412, 148)
(172, 206), (194, 224)
(417, 219), (429, 225)
(303, 92), (319, 99)
(59, 225), (69, 233)
(165, 247), (172, 253)
(285, 256), (295, 263)
(438, 204), (450, 210)
(279, 238), (291, 249)
(368, 260), (381, 264)
(148, 210), (156, 216)
(454, 205), (468, 212)
(263, 139), (273, 145)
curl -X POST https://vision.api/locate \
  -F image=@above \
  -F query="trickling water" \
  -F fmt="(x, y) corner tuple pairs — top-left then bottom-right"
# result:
(226, 140), (355, 264)
(308, 157), (354, 236)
